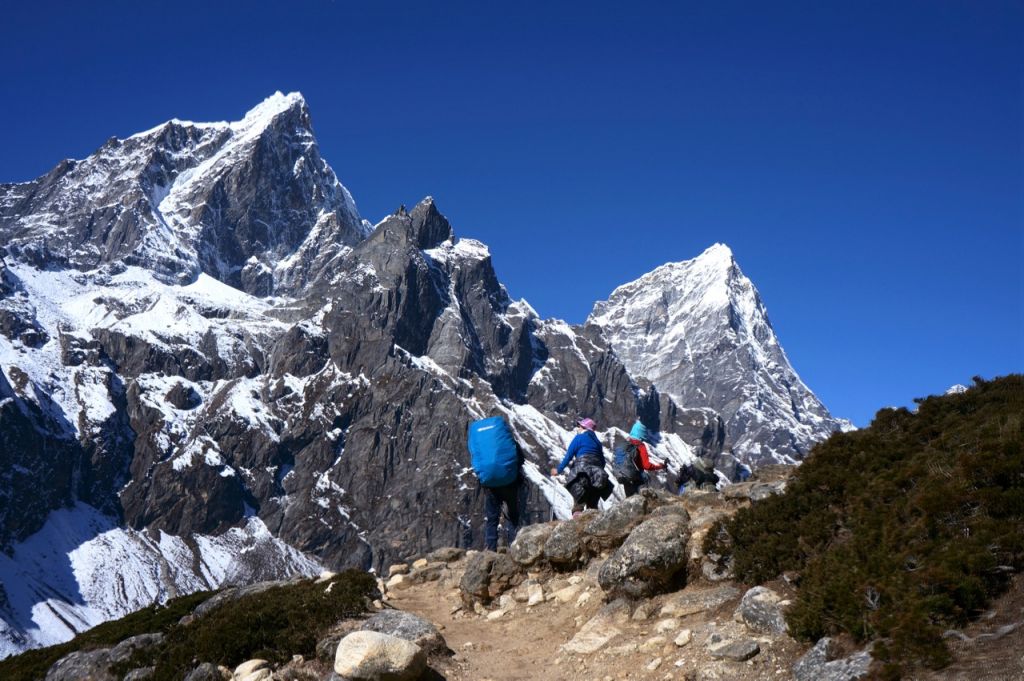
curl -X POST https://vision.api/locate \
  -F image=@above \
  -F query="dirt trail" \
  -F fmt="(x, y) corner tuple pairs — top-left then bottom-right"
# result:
(387, 563), (804, 681)
(390, 580), (584, 681)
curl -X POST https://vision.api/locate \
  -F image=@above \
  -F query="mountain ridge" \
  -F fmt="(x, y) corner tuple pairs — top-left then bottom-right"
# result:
(0, 92), (846, 657)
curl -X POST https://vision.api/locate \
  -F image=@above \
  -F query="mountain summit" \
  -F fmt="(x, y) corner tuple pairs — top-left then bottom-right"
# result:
(0, 94), (846, 657)
(589, 243), (845, 462)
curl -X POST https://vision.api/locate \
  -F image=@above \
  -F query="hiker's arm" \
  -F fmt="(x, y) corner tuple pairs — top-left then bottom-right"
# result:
(555, 437), (580, 474)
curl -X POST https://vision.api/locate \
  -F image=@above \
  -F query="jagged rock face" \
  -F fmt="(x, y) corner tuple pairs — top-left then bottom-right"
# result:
(589, 244), (846, 464)
(0, 92), (368, 295)
(0, 93), (844, 657)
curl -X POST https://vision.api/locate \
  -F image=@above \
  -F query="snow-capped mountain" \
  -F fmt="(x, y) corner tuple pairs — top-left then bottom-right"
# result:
(0, 93), (844, 657)
(589, 244), (847, 463)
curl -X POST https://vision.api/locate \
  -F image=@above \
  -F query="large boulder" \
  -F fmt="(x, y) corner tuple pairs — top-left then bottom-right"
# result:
(334, 631), (426, 681)
(509, 523), (555, 566)
(361, 609), (448, 655)
(598, 514), (690, 599)
(735, 586), (787, 634)
(582, 494), (650, 550)
(543, 520), (586, 568)
(459, 550), (524, 605)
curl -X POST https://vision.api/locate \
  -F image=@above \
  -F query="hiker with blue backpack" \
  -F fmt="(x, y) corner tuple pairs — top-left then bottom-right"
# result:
(550, 417), (612, 514)
(468, 415), (527, 551)
(613, 420), (666, 497)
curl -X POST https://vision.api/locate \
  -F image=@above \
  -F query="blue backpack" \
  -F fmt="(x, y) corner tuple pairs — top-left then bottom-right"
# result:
(468, 416), (519, 487)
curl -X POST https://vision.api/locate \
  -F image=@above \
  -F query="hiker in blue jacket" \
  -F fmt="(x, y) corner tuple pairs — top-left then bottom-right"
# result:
(551, 418), (611, 512)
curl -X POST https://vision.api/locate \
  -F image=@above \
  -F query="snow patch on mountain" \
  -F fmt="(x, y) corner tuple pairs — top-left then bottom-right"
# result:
(0, 503), (320, 659)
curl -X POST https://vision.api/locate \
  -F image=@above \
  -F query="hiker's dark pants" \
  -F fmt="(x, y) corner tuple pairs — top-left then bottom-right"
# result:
(484, 481), (524, 551)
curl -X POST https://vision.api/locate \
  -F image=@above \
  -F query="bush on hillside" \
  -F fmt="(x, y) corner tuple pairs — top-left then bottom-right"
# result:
(116, 570), (377, 680)
(705, 375), (1023, 678)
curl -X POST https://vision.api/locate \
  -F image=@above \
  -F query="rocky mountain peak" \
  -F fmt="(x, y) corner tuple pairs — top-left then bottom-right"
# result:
(589, 244), (843, 463)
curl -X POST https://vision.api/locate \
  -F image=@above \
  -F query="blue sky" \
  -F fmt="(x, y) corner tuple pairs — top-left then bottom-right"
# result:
(1, 1), (1021, 426)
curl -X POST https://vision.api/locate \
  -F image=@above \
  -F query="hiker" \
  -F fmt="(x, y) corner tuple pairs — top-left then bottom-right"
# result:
(676, 455), (719, 494)
(614, 420), (666, 497)
(468, 415), (527, 551)
(551, 417), (612, 513)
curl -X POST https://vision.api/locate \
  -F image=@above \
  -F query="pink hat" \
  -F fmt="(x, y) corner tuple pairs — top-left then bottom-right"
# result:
(577, 418), (596, 431)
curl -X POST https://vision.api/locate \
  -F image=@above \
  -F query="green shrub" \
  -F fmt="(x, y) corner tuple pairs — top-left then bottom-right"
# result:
(117, 570), (376, 680)
(705, 375), (1023, 677)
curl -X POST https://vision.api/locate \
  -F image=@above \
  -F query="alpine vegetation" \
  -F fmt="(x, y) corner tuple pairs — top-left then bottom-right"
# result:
(704, 375), (1023, 677)
(0, 92), (847, 655)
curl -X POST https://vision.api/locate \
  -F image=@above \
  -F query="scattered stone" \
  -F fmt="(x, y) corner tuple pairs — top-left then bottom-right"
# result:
(316, 571), (338, 583)
(561, 613), (623, 654)
(674, 629), (692, 647)
(232, 659), (272, 681)
(486, 609), (506, 621)
(575, 590), (592, 608)
(701, 556), (733, 582)
(334, 631), (426, 681)
(412, 558), (428, 570)
(647, 657), (663, 671)
(655, 618), (680, 634)
(552, 583), (582, 603)
(405, 563), (446, 585)
(660, 585), (740, 617)
(632, 602), (653, 621)
(708, 638), (760, 662)
(527, 583), (545, 606)
(386, 574), (410, 591)
(639, 636), (667, 652)
(388, 564), (410, 577)
(123, 668), (155, 681)
(597, 515), (690, 599)
(735, 586), (787, 634)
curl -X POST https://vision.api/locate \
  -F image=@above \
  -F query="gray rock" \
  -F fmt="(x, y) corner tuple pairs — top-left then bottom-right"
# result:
(544, 520), (586, 568)
(334, 630), (426, 681)
(660, 585), (740, 617)
(735, 586), (787, 634)
(508, 523), (554, 566)
(123, 668), (156, 681)
(361, 609), (448, 655)
(183, 663), (230, 681)
(793, 638), (872, 681)
(598, 514), (690, 599)
(722, 480), (787, 501)
(459, 550), (524, 605)
(45, 649), (116, 681)
(708, 638), (761, 661)
(425, 547), (465, 564)
(583, 494), (649, 549)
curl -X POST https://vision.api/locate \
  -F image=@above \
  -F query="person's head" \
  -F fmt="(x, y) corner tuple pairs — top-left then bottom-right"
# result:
(629, 420), (650, 442)
(577, 417), (596, 432)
